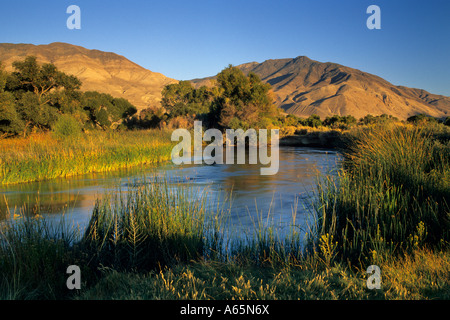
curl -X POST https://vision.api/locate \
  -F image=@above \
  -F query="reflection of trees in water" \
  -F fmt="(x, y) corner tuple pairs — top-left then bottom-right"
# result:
(0, 171), (117, 218)
(0, 165), (161, 220)
(0, 189), (92, 218)
(219, 148), (324, 197)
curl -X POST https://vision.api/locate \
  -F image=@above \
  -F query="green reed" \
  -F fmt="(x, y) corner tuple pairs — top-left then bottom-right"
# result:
(0, 212), (83, 299)
(312, 124), (450, 265)
(81, 176), (225, 272)
(0, 129), (174, 185)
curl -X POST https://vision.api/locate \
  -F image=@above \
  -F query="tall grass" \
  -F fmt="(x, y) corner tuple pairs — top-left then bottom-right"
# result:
(0, 213), (83, 299)
(0, 129), (174, 185)
(81, 177), (221, 272)
(313, 124), (450, 265)
(1, 123), (449, 300)
(0, 176), (308, 299)
(0, 176), (223, 298)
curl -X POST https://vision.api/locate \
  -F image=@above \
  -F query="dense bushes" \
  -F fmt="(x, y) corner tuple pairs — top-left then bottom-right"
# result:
(52, 114), (82, 138)
(160, 66), (280, 130)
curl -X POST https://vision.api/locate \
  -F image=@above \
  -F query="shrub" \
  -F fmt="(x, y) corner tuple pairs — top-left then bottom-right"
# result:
(306, 114), (322, 128)
(443, 117), (450, 126)
(407, 114), (437, 124)
(52, 114), (82, 139)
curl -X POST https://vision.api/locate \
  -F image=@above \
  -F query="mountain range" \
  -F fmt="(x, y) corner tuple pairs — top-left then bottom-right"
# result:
(1, 42), (449, 120)
(192, 56), (450, 120)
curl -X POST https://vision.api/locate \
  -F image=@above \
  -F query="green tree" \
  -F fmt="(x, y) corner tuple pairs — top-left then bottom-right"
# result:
(306, 114), (322, 128)
(407, 114), (437, 124)
(138, 107), (167, 129)
(444, 117), (450, 127)
(16, 92), (58, 133)
(359, 114), (375, 125)
(342, 115), (357, 126)
(323, 115), (342, 127)
(111, 97), (137, 119)
(284, 114), (302, 126)
(359, 114), (398, 125)
(215, 65), (278, 129)
(324, 115), (357, 129)
(9, 56), (81, 104)
(95, 108), (111, 128)
(0, 57), (137, 135)
(161, 81), (213, 117)
(4, 56), (83, 135)
(81, 91), (137, 129)
(0, 92), (24, 136)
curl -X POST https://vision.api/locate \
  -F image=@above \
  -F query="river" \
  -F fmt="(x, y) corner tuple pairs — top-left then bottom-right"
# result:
(0, 147), (341, 241)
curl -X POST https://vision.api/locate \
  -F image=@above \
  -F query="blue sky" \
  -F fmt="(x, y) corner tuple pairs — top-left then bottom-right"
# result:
(1, 0), (449, 96)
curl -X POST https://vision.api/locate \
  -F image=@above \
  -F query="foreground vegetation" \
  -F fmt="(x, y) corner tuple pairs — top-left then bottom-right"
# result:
(79, 247), (450, 300)
(0, 122), (448, 300)
(314, 123), (450, 265)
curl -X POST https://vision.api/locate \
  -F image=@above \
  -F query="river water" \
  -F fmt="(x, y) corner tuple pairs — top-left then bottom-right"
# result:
(0, 147), (341, 240)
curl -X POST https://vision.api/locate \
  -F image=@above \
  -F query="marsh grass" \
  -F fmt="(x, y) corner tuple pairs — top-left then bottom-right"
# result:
(81, 177), (217, 272)
(224, 205), (306, 268)
(0, 129), (174, 185)
(80, 177), (309, 273)
(312, 124), (450, 265)
(0, 176), (222, 299)
(0, 211), (84, 299)
(1, 123), (449, 300)
(78, 245), (450, 300)
(0, 176), (312, 299)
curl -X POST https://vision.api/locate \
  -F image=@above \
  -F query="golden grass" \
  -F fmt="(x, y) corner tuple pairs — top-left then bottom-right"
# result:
(0, 129), (174, 185)
(381, 248), (450, 299)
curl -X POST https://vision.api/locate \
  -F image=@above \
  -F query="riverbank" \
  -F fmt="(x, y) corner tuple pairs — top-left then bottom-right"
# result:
(78, 247), (450, 300)
(0, 129), (174, 185)
(280, 129), (346, 148)
(0, 125), (357, 186)
(0, 122), (449, 300)
(1, 176), (448, 300)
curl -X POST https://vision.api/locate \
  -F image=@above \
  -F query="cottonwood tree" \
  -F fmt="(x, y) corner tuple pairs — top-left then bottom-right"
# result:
(0, 91), (24, 136)
(9, 56), (81, 103)
(6, 56), (81, 133)
(214, 65), (278, 129)
(161, 80), (214, 117)
(0, 57), (138, 136)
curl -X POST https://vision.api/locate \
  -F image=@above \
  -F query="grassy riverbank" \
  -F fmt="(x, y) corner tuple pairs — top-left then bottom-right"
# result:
(0, 123), (449, 300)
(0, 129), (174, 185)
(314, 123), (450, 263)
(78, 247), (450, 300)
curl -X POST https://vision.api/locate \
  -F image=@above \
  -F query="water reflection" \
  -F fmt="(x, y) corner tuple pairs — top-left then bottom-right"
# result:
(0, 147), (341, 238)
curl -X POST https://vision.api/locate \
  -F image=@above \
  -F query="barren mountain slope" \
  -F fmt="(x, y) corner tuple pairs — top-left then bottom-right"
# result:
(192, 56), (450, 120)
(0, 42), (176, 111)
